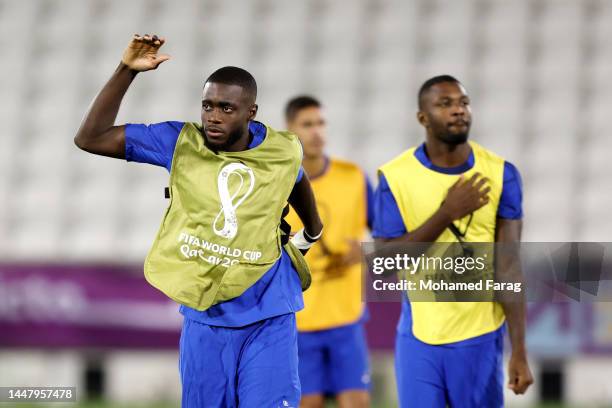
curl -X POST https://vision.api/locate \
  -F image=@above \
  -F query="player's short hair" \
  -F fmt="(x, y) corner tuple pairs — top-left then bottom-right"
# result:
(205, 66), (257, 102)
(285, 95), (321, 122)
(418, 75), (462, 109)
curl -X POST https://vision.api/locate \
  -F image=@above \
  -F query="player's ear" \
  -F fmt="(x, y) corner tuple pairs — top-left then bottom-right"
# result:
(417, 111), (428, 127)
(248, 104), (258, 121)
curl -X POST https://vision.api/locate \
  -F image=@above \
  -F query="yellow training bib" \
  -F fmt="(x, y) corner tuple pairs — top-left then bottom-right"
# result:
(286, 158), (368, 331)
(380, 141), (506, 344)
(144, 122), (304, 311)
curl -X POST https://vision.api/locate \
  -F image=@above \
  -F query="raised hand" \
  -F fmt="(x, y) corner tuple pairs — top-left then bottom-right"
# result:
(441, 173), (490, 222)
(121, 34), (170, 72)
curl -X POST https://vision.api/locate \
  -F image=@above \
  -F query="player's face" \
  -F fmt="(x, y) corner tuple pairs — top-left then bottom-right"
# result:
(419, 82), (472, 145)
(287, 107), (327, 159)
(201, 82), (257, 150)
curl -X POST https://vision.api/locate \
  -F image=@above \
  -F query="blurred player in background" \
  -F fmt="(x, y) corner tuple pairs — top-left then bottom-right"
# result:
(373, 75), (533, 407)
(284, 96), (373, 408)
(74, 34), (323, 408)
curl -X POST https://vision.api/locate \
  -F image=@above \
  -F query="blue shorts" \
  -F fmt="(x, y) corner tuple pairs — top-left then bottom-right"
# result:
(179, 313), (300, 408)
(395, 331), (504, 408)
(298, 322), (370, 396)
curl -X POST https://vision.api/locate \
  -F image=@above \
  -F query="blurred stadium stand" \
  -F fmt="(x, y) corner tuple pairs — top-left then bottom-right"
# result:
(1, 0), (612, 262)
(1, 0), (612, 406)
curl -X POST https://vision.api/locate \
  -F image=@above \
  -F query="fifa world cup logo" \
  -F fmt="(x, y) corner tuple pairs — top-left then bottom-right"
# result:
(213, 162), (255, 239)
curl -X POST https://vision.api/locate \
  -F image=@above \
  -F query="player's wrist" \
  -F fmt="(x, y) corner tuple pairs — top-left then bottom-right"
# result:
(303, 227), (323, 242)
(511, 345), (528, 358)
(437, 204), (456, 225)
(118, 61), (139, 75)
(291, 227), (322, 250)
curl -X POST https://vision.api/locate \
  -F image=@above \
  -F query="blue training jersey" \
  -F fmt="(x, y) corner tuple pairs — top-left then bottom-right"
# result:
(125, 120), (305, 327)
(372, 143), (522, 346)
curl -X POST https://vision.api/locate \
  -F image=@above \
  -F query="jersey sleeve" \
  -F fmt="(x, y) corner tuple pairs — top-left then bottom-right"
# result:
(365, 174), (375, 230)
(296, 166), (304, 184)
(372, 172), (408, 238)
(497, 161), (523, 220)
(124, 121), (184, 171)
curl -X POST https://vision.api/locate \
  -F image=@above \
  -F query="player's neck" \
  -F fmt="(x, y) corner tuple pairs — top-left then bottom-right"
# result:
(303, 155), (328, 179)
(223, 129), (252, 152)
(424, 139), (471, 168)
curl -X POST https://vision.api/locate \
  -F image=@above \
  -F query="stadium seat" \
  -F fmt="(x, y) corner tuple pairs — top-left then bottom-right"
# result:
(2, 0), (612, 258)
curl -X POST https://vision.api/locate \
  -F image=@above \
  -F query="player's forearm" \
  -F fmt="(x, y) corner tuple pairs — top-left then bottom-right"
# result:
(74, 63), (136, 151)
(497, 247), (528, 356)
(495, 219), (528, 356)
(288, 175), (323, 236)
(373, 210), (451, 276)
(502, 300), (527, 355)
(383, 208), (452, 243)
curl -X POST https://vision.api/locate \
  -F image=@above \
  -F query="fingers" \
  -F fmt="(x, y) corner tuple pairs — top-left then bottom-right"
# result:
(463, 173), (490, 196)
(130, 34), (149, 51)
(151, 35), (166, 47)
(476, 175), (490, 203)
(450, 172), (489, 212)
(142, 34), (156, 48)
(448, 175), (465, 191)
(451, 173), (488, 191)
(507, 370), (519, 393)
(134, 33), (153, 45)
(474, 175), (489, 190)
(130, 33), (143, 49)
(131, 33), (166, 48)
(508, 366), (534, 395)
(508, 376), (533, 395)
(517, 377), (533, 394)
(468, 172), (481, 185)
(478, 194), (490, 209)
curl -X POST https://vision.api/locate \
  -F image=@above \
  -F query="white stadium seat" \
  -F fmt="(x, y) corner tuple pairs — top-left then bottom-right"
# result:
(1, 0), (611, 260)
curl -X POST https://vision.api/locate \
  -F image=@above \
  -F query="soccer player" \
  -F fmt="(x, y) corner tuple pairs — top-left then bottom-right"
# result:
(373, 75), (533, 407)
(284, 96), (373, 408)
(74, 34), (323, 408)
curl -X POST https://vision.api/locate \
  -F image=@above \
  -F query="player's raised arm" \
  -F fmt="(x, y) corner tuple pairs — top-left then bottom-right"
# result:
(288, 173), (323, 254)
(74, 34), (170, 158)
(379, 173), (489, 244)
